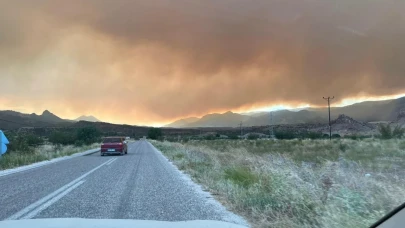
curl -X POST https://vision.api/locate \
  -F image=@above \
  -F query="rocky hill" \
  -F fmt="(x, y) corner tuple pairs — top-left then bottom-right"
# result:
(75, 115), (101, 122)
(329, 114), (376, 135)
(0, 110), (71, 130)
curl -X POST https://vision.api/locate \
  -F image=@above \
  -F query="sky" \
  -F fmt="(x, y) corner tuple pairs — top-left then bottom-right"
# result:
(1, 0), (405, 126)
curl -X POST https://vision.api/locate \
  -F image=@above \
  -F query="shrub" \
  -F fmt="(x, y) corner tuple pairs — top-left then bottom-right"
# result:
(339, 143), (349, 152)
(275, 130), (296, 139)
(275, 130), (323, 140)
(204, 135), (216, 140)
(25, 134), (44, 146)
(6, 134), (34, 154)
(377, 124), (404, 139)
(148, 127), (162, 140)
(378, 124), (392, 139)
(345, 134), (360, 140)
(247, 134), (260, 140)
(224, 167), (258, 188)
(392, 126), (405, 138)
(228, 134), (239, 140)
(332, 134), (341, 138)
(304, 131), (324, 139)
(74, 140), (85, 147)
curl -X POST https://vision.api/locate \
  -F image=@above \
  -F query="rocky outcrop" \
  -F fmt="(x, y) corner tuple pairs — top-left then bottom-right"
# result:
(331, 114), (359, 125)
(330, 114), (375, 134)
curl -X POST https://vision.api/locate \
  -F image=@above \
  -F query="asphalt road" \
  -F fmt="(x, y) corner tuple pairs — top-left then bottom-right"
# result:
(0, 140), (246, 225)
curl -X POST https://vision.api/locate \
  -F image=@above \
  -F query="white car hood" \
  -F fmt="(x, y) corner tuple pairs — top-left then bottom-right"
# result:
(0, 218), (249, 228)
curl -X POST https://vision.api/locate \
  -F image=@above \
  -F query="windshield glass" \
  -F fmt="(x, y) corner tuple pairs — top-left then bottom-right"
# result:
(0, 1), (404, 228)
(102, 138), (122, 143)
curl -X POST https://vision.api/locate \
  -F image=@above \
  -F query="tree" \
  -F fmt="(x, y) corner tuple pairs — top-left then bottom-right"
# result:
(76, 126), (101, 145)
(148, 128), (162, 140)
(49, 131), (76, 145)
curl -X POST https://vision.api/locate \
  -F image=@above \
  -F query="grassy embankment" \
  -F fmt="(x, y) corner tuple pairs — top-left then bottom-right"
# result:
(0, 143), (100, 170)
(152, 139), (405, 228)
(0, 126), (102, 170)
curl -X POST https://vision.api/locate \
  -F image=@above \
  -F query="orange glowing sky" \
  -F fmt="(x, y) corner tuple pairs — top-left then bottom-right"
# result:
(1, 0), (405, 126)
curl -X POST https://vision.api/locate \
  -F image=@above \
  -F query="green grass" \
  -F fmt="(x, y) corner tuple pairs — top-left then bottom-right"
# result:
(224, 167), (259, 188)
(0, 143), (100, 170)
(152, 139), (405, 228)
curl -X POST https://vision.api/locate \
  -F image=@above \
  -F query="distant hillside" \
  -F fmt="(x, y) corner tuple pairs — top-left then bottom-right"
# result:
(166, 97), (405, 128)
(37, 110), (65, 123)
(75, 115), (101, 122)
(0, 110), (71, 130)
(165, 117), (199, 128)
(185, 111), (252, 128)
(10, 114), (379, 138)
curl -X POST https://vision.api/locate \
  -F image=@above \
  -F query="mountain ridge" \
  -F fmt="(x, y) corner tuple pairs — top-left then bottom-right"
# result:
(166, 97), (405, 128)
(75, 115), (101, 122)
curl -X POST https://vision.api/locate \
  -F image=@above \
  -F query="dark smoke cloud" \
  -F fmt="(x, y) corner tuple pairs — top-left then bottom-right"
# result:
(0, 0), (405, 124)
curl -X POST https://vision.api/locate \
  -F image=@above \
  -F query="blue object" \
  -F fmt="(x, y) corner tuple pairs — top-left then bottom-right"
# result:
(0, 130), (9, 155)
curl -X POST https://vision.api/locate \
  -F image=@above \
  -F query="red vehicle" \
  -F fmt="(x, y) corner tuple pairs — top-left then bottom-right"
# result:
(100, 137), (128, 156)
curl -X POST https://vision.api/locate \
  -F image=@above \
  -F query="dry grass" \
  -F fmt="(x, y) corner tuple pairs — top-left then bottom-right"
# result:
(152, 139), (405, 228)
(0, 143), (100, 170)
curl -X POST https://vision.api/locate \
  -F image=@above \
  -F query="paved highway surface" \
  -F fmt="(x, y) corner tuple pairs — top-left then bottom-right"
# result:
(0, 140), (246, 225)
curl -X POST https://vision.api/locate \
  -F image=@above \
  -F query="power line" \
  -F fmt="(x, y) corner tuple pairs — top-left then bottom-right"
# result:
(323, 96), (335, 141)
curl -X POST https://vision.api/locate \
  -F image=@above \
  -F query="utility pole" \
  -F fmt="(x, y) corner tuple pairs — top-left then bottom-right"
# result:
(323, 96), (335, 140)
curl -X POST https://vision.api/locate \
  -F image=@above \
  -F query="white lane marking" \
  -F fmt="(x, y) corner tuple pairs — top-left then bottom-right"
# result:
(6, 158), (114, 220)
(106, 158), (118, 166)
(21, 181), (85, 219)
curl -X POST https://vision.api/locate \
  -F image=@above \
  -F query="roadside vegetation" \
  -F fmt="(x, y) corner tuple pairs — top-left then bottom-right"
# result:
(147, 127), (163, 140)
(0, 126), (101, 170)
(151, 137), (405, 228)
